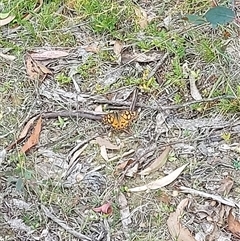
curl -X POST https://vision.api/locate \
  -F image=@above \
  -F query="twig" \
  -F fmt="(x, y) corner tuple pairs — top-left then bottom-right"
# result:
(41, 110), (103, 120)
(13, 110), (103, 123)
(108, 149), (135, 162)
(19, 97), (236, 124)
(179, 186), (238, 208)
(147, 52), (169, 80)
(41, 205), (92, 241)
(93, 95), (235, 110)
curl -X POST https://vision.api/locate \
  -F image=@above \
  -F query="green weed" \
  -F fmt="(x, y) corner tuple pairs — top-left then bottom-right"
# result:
(122, 70), (159, 93)
(173, 93), (183, 104)
(56, 73), (72, 85)
(23, 212), (41, 229)
(75, 0), (125, 34)
(232, 159), (240, 170)
(165, 57), (185, 88)
(218, 98), (240, 112)
(196, 38), (222, 62)
(77, 56), (101, 79)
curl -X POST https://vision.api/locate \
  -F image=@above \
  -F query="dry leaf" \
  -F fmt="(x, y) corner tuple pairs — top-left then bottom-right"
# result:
(182, 63), (202, 100)
(116, 159), (134, 171)
(25, 55), (52, 81)
(0, 15), (15, 26)
(113, 40), (123, 64)
(6, 115), (40, 150)
(36, 60), (52, 74)
(167, 198), (196, 241)
(129, 164), (188, 192)
(96, 137), (120, 150)
(121, 51), (163, 64)
(134, 7), (148, 29)
(134, 52), (163, 62)
(139, 146), (171, 175)
(228, 209), (240, 238)
(83, 44), (100, 53)
(93, 202), (112, 215)
(100, 146), (108, 161)
(30, 50), (69, 60)
(26, 56), (38, 79)
(118, 192), (131, 228)
(163, 16), (172, 29)
(0, 52), (16, 61)
(21, 117), (42, 153)
(126, 163), (139, 177)
(189, 71), (202, 100)
(156, 111), (169, 127)
(157, 192), (171, 204)
(95, 105), (103, 112)
(180, 186), (237, 207)
(113, 40), (123, 56)
(219, 176), (234, 196)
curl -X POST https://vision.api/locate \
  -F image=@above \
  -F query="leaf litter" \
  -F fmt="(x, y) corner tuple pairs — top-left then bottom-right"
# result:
(25, 55), (52, 81)
(167, 198), (196, 241)
(228, 209), (240, 238)
(6, 115), (40, 151)
(129, 164), (188, 192)
(21, 116), (42, 153)
(139, 146), (171, 175)
(134, 6), (148, 29)
(0, 14), (15, 26)
(30, 50), (69, 60)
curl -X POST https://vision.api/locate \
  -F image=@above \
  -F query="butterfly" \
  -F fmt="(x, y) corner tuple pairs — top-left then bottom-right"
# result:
(102, 110), (137, 130)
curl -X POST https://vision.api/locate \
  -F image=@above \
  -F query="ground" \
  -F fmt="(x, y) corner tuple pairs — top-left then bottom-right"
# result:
(1, 0), (240, 240)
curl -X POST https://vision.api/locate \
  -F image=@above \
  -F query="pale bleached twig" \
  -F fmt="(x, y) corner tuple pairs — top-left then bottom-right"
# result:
(179, 186), (239, 208)
(41, 205), (92, 241)
(108, 149), (135, 162)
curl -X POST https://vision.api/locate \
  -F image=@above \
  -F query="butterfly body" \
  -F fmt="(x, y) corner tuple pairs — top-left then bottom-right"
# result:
(102, 110), (137, 130)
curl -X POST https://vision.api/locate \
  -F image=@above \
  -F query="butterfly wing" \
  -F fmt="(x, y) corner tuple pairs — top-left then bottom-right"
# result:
(102, 110), (137, 130)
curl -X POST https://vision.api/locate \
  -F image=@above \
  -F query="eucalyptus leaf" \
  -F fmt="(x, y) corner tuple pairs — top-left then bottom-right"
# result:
(185, 14), (206, 25)
(16, 177), (24, 191)
(205, 6), (235, 28)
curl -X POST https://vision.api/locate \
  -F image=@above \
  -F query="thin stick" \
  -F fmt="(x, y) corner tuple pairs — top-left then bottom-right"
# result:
(93, 95), (235, 111)
(179, 186), (238, 208)
(41, 205), (92, 241)
(41, 110), (103, 120)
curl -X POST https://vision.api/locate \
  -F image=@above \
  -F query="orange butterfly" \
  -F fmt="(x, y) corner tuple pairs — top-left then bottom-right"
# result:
(102, 110), (137, 130)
